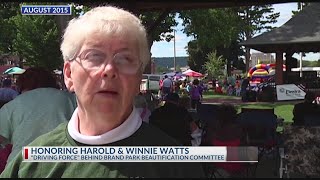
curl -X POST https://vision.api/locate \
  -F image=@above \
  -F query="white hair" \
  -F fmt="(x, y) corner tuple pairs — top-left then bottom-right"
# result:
(60, 6), (150, 71)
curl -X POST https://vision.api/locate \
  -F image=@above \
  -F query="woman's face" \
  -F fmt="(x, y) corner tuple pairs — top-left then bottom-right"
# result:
(64, 33), (142, 118)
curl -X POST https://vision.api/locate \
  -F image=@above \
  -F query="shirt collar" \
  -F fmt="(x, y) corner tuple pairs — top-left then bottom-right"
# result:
(67, 107), (142, 145)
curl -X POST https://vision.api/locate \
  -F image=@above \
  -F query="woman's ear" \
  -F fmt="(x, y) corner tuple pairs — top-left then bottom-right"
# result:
(63, 61), (74, 92)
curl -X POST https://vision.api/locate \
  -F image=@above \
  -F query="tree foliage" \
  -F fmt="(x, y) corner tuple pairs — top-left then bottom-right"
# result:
(180, 8), (240, 49)
(301, 60), (320, 67)
(156, 66), (169, 74)
(0, 2), (64, 70)
(238, 5), (280, 40)
(0, 2), (20, 54)
(186, 40), (211, 73)
(203, 51), (225, 78)
(12, 14), (62, 70)
(179, 5), (280, 73)
(238, 5), (280, 71)
(179, 8), (244, 73)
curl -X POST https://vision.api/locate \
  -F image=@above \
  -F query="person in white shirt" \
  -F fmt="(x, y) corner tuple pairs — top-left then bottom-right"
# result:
(161, 75), (173, 98)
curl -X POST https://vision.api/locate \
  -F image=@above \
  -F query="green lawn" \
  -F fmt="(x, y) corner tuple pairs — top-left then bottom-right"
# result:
(202, 90), (296, 123)
(202, 91), (240, 99)
(237, 103), (294, 123)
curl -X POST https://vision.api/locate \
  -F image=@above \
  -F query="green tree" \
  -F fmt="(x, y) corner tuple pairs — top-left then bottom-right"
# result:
(302, 60), (319, 67)
(216, 40), (246, 74)
(0, 2), (20, 54)
(12, 14), (62, 70)
(175, 64), (181, 72)
(179, 8), (243, 73)
(203, 51), (225, 79)
(0, 2), (64, 69)
(156, 66), (169, 74)
(238, 5), (280, 71)
(186, 40), (212, 73)
(180, 8), (241, 49)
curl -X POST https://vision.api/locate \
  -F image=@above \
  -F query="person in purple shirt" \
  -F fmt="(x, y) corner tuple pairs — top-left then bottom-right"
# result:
(190, 79), (203, 109)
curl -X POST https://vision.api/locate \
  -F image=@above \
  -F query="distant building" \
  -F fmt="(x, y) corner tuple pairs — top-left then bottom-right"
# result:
(0, 54), (21, 75)
(250, 52), (275, 67)
(0, 54), (20, 66)
(169, 66), (190, 72)
(180, 66), (190, 72)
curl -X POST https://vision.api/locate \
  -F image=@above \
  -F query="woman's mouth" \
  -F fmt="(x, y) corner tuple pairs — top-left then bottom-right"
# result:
(97, 90), (119, 97)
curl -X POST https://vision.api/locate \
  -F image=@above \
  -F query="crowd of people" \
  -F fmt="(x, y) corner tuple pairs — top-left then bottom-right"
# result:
(210, 75), (277, 103)
(158, 75), (206, 109)
(156, 72), (278, 104)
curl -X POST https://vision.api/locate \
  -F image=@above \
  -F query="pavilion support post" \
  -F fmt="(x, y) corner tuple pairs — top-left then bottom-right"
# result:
(275, 52), (284, 85)
(284, 52), (293, 83)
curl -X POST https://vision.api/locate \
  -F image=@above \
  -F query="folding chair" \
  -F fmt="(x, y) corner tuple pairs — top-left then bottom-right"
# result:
(237, 111), (279, 176)
(241, 107), (274, 114)
(196, 103), (220, 131)
(201, 123), (258, 178)
(279, 125), (320, 178)
(237, 111), (278, 147)
(197, 104), (232, 178)
(304, 114), (320, 126)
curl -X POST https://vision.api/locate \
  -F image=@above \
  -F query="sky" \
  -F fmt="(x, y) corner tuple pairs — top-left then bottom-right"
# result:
(150, 3), (320, 61)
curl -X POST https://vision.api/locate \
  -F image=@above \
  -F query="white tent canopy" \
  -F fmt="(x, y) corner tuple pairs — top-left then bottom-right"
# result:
(291, 67), (320, 71)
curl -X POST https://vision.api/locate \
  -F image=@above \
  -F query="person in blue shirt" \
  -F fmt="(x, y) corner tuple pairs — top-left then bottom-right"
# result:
(0, 78), (19, 104)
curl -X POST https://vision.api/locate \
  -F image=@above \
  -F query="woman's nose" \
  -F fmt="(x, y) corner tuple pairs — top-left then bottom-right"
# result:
(100, 62), (117, 79)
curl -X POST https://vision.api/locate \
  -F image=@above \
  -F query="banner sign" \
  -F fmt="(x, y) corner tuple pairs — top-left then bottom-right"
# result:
(276, 84), (306, 101)
(21, 5), (72, 15)
(22, 146), (258, 163)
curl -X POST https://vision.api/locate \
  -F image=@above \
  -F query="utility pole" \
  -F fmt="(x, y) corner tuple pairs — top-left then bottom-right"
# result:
(300, 52), (303, 78)
(173, 30), (176, 72)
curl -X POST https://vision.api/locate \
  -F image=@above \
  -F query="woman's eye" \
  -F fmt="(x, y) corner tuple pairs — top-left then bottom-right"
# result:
(85, 52), (105, 61)
(115, 54), (135, 65)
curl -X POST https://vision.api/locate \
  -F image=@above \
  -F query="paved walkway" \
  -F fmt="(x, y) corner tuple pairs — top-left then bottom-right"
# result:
(202, 97), (242, 104)
(202, 96), (302, 105)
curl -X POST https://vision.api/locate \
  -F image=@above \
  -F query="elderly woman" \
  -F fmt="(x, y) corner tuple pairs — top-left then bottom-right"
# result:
(1, 6), (204, 178)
